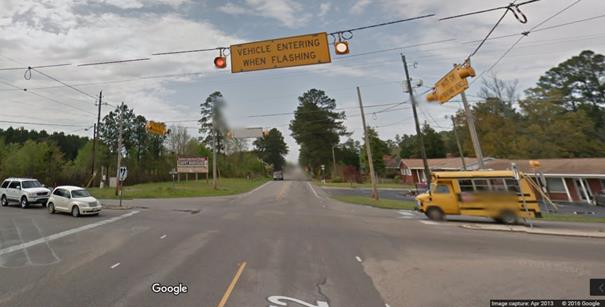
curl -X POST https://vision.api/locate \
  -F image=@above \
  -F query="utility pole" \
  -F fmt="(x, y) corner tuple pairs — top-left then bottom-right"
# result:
(460, 91), (485, 169)
(450, 115), (467, 170)
(115, 102), (124, 196)
(401, 54), (431, 192)
(89, 91), (102, 187)
(357, 86), (379, 200)
(212, 118), (218, 190)
(331, 144), (337, 178)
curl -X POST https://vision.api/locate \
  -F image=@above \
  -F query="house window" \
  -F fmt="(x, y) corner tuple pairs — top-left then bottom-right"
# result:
(546, 177), (566, 193)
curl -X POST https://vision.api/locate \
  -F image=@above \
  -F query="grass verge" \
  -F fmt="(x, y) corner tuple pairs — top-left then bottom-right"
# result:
(89, 178), (269, 199)
(317, 181), (413, 189)
(542, 213), (605, 223)
(331, 195), (417, 210)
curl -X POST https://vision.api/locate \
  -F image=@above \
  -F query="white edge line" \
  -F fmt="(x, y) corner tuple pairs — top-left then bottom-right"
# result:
(110, 262), (120, 269)
(307, 182), (321, 199)
(239, 181), (272, 199)
(0, 211), (139, 257)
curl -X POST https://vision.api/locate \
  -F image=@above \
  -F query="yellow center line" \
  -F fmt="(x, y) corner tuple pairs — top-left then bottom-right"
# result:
(216, 261), (247, 307)
(276, 182), (291, 200)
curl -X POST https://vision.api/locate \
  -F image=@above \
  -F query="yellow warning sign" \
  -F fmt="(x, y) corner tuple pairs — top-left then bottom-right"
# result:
(230, 32), (331, 73)
(431, 65), (471, 103)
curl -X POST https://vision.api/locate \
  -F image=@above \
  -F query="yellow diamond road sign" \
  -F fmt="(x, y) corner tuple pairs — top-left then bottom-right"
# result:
(230, 32), (331, 73)
(433, 66), (469, 103)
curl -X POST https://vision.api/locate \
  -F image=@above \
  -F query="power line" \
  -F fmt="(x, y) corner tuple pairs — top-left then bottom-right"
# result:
(471, 0), (584, 84)
(29, 67), (98, 100)
(439, 0), (539, 21)
(467, 4), (512, 61)
(329, 14), (435, 35)
(77, 58), (151, 67)
(0, 63), (71, 71)
(247, 102), (404, 118)
(0, 77), (95, 115)
(152, 47), (224, 56)
(0, 119), (88, 127)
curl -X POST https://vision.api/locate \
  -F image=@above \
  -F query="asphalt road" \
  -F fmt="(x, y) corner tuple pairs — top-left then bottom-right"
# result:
(1, 171), (604, 307)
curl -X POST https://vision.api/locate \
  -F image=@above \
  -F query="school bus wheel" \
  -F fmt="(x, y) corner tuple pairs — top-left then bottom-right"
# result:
(426, 207), (445, 221)
(496, 211), (518, 225)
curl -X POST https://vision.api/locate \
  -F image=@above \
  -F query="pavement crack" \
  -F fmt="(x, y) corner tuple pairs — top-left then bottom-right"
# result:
(315, 276), (330, 304)
(172, 209), (201, 215)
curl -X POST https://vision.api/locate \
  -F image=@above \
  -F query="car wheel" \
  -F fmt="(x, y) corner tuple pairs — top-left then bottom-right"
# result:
(1, 195), (7, 207)
(426, 207), (444, 221)
(48, 202), (55, 214)
(71, 206), (80, 217)
(498, 211), (517, 225)
(20, 197), (28, 209)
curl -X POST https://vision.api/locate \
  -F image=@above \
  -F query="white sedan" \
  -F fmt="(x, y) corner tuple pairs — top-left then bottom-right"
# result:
(47, 186), (102, 217)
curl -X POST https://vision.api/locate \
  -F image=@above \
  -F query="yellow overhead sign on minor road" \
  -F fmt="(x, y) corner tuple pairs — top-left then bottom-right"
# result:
(426, 64), (476, 104)
(230, 32), (331, 73)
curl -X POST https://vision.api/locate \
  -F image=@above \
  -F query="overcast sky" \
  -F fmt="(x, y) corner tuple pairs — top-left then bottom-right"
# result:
(1, 0), (604, 162)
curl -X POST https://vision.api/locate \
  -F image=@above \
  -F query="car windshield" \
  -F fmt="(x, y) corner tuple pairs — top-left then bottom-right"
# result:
(71, 189), (91, 198)
(21, 180), (42, 188)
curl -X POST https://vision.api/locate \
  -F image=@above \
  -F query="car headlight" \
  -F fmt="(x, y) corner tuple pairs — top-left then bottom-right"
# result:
(416, 200), (422, 207)
(76, 201), (88, 207)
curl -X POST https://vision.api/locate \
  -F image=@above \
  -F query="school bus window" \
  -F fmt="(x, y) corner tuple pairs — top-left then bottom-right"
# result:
(459, 179), (474, 192)
(473, 179), (490, 191)
(505, 179), (520, 192)
(490, 178), (507, 191)
(434, 184), (450, 194)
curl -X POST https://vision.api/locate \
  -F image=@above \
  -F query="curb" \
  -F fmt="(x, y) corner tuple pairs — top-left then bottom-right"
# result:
(460, 224), (605, 239)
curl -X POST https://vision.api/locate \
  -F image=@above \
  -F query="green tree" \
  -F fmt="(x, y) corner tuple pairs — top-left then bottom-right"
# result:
(516, 94), (605, 158)
(527, 50), (605, 111)
(254, 128), (289, 171)
(460, 97), (521, 158)
(335, 138), (360, 169)
(2, 140), (64, 185)
(98, 103), (138, 154)
(360, 127), (389, 177)
(199, 91), (227, 153)
(290, 89), (347, 175)
(526, 50), (605, 144)
(398, 123), (446, 159)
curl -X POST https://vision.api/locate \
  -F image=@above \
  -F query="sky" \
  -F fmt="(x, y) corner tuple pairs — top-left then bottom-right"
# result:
(0, 0), (604, 162)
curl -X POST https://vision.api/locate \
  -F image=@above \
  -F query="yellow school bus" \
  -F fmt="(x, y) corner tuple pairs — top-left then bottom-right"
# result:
(415, 170), (542, 224)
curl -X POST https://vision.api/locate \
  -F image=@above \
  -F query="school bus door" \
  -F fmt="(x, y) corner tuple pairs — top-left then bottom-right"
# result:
(430, 181), (459, 214)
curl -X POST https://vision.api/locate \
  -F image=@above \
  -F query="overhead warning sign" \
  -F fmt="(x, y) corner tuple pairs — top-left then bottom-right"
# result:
(230, 32), (331, 73)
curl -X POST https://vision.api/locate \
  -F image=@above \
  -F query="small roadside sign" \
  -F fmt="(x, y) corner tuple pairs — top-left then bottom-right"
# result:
(230, 32), (331, 73)
(119, 166), (128, 182)
(228, 127), (264, 139)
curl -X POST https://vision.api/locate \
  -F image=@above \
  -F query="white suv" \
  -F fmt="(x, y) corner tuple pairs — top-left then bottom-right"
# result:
(0, 178), (51, 208)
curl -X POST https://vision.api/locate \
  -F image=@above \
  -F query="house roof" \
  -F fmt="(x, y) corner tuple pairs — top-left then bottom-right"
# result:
(400, 158), (479, 170)
(383, 155), (401, 169)
(399, 157), (605, 176)
(484, 158), (605, 175)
